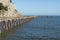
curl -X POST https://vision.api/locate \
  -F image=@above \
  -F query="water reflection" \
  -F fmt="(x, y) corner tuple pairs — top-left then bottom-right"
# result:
(0, 20), (32, 40)
(1, 16), (60, 40)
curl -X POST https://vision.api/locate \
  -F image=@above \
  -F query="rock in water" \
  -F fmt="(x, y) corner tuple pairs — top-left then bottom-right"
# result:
(0, 0), (23, 18)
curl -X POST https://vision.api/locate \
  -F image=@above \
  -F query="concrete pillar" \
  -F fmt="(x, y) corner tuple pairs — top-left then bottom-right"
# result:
(3, 21), (6, 30)
(19, 19), (20, 24)
(16, 19), (19, 25)
(7, 20), (11, 29)
(0, 30), (1, 33)
(0, 21), (4, 33)
(5, 21), (9, 30)
(20, 19), (22, 24)
(16, 19), (18, 25)
(23, 19), (26, 22)
(20, 19), (23, 23)
(10, 20), (12, 28)
(18, 19), (20, 25)
(14, 20), (16, 26)
(11, 19), (15, 28)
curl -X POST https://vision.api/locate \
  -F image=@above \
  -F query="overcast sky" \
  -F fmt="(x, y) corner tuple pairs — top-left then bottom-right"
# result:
(13, 0), (60, 15)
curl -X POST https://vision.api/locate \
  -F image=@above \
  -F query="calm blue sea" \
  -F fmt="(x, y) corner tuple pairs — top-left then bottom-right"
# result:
(1, 16), (60, 40)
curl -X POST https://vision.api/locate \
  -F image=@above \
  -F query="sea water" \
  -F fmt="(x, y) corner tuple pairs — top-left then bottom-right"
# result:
(0, 16), (60, 40)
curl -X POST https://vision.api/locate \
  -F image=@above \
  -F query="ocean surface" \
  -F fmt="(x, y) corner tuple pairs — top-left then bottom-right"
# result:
(0, 16), (60, 40)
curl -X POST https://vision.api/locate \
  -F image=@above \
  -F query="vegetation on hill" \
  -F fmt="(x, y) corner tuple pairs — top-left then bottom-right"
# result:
(0, 3), (4, 10)
(10, 0), (12, 3)
(0, 0), (23, 17)
(0, 3), (8, 16)
(0, 3), (8, 11)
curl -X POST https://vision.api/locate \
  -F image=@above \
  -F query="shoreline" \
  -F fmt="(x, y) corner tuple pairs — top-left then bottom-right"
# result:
(0, 16), (36, 34)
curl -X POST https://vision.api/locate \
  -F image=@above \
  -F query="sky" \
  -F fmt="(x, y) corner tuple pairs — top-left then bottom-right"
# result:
(13, 0), (60, 15)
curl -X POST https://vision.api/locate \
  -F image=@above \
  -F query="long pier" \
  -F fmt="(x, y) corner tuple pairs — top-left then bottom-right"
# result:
(0, 16), (36, 33)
